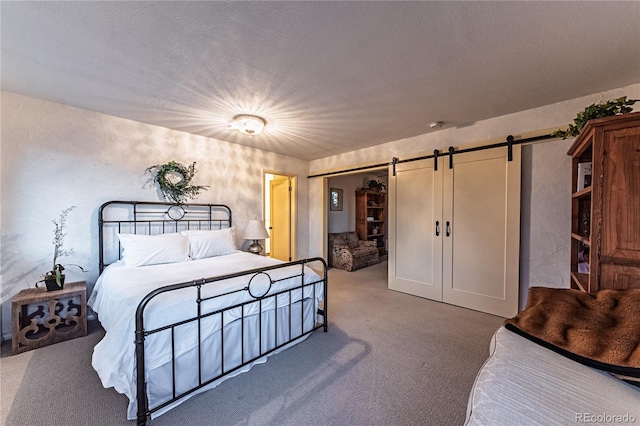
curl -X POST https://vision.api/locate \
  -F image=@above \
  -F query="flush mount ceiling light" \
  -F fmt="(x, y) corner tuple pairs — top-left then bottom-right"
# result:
(230, 114), (266, 135)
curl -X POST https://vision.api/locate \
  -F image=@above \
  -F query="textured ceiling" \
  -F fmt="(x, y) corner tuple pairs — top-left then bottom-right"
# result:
(2, 1), (639, 161)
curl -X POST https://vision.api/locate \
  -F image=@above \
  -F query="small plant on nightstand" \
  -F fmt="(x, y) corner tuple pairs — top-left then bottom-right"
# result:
(38, 206), (86, 291)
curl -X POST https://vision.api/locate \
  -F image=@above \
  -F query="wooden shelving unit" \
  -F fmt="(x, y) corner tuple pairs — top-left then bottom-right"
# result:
(355, 189), (386, 255)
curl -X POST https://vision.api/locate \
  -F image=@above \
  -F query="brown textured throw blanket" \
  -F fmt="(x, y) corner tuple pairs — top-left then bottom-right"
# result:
(504, 287), (640, 380)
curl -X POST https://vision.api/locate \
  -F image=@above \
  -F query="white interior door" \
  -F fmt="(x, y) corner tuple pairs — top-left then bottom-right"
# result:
(388, 159), (443, 300)
(442, 146), (521, 318)
(388, 147), (521, 318)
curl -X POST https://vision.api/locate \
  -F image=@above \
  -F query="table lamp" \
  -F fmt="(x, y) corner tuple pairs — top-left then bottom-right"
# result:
(242, 219), (269, 255)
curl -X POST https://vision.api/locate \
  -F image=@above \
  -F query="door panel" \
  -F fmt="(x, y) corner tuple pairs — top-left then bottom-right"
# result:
(388, 159), (443, 301)
(442, 147), (521, 318)
(602, 130), (640, 259)
(270, 177), (291, 261)
(449, 156), (507, 298)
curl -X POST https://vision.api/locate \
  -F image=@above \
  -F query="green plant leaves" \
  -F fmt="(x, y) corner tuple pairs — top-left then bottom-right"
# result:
(367, 179), (386, 191)
(55, 267), (63, 287)
(146, 161), (209, 204)
(552, 96), (639, 139)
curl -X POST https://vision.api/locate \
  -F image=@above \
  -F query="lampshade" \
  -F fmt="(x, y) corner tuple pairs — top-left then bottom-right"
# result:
(242, 219), (269, 240)
(230, 114), (266, 135)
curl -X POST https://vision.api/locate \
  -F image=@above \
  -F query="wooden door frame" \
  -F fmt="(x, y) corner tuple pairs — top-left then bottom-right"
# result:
(323, 168), (389, 262)
(263, 170), (297, 260)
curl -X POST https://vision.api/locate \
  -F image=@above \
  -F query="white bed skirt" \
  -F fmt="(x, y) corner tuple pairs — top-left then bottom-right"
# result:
(465, 327), (640, 425)
(138, 297), (317, 420)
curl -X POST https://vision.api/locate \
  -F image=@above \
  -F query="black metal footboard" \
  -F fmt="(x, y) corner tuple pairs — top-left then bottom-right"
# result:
(134, 257), (328, 425)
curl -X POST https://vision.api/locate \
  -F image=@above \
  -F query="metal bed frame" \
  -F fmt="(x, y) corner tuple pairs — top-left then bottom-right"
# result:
(98, 201), (328, 425)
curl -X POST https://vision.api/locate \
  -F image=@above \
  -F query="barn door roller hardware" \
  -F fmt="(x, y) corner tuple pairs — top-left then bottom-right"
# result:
(307, 133), (556, 179)
(448, 146), (455, 169)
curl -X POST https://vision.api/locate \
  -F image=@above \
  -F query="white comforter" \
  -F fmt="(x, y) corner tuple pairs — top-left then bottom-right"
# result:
(89, 252), (324, 419)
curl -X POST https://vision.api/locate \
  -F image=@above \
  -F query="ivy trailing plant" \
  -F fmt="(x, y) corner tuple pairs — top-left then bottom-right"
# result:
(552, 96), (639, 139)
(146, 161), (209, 204)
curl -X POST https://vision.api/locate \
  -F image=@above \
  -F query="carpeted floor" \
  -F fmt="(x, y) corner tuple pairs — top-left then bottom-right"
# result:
(0, 261), (504, 426)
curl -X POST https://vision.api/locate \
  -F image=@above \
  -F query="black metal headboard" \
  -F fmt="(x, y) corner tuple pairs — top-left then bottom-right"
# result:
(98, 200), (232, 273)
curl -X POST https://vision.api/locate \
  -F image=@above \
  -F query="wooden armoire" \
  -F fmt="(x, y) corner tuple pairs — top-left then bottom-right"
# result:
(567, 112), (640, 292)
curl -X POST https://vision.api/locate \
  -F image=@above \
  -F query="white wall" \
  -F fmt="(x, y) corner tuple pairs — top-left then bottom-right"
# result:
(309, 83), (640, 310)
(307, 177), (326, 260)
(3, 83), (640, 340)
(519, 140), (573, 295)
(0, 92), (311, 339)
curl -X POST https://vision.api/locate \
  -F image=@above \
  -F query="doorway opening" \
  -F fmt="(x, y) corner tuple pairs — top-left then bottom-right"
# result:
(264, 171), (297, 261)
(327, 170), (388, 260)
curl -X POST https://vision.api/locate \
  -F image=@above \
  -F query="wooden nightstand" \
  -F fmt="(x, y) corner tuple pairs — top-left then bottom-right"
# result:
(11, 281), (87, 355)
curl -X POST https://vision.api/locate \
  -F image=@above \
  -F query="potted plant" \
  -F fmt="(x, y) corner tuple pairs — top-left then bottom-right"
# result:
(552, 96), (639, 139)
(367, 179), (386, 192)
(38, 206), (86, 291)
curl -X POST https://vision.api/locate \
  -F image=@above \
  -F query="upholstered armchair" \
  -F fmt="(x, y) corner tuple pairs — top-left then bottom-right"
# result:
(328, 231), (380, 272)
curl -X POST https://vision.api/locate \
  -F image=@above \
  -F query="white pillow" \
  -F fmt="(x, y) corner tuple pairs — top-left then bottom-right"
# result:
(117, 233), (190, 267)
(181, 227), (237, 260)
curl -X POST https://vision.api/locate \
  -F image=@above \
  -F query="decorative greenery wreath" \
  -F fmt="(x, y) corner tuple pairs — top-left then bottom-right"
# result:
(146, 161), (208, 204)
(552, 96), (639, 139)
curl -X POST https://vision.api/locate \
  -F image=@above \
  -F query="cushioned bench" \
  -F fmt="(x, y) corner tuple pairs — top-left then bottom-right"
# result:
(465, 326), (639, 425)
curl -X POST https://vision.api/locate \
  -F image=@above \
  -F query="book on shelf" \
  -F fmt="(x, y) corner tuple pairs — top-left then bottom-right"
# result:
(577, 246), (590, 274)
(577, 162), (592, 191)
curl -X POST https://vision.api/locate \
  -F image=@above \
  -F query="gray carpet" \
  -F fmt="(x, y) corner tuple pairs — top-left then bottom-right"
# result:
(0, 261), (504, 426)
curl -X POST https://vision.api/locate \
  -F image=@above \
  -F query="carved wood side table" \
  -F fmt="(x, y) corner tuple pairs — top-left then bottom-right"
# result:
(11, 281), (87, 355)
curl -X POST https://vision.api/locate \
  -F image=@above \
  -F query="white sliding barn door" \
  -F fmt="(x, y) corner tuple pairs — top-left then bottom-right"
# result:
(388, 147), (521, 318)
(442, 147), (521, 318)
(388, 159), (443, 300)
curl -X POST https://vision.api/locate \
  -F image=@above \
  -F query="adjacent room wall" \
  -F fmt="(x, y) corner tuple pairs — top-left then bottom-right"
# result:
(309, 83), (640, 310)
(0, 91), (311, 339)
(327, 172), (388, 237)
(327, 174), (363, 233)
